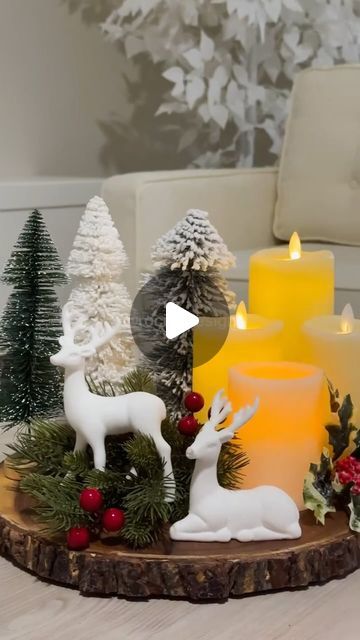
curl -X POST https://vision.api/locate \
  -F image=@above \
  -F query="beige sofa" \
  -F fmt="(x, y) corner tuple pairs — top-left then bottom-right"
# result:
(102, 66), (360, 313)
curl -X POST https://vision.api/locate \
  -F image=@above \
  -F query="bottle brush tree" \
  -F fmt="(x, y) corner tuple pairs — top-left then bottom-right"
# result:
(66, 196), (134, 386)
(0, 209), (68, 427)
(142, 208), (236, 420)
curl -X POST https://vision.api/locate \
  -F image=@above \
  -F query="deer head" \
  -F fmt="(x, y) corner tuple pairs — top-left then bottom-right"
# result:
(50, 303), (121, 370)
(186, 390), (259, 462)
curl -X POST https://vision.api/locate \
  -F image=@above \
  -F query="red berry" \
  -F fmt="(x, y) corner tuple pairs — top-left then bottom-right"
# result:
(67, 526), (90, 550)
(178, 414), (199, 436)
(338, 471), (353, 485)
(79, 487), (103, 513)
(336, 456), (360, 485)
(102, 508), (125, 532)
(184, 392), (204, 413)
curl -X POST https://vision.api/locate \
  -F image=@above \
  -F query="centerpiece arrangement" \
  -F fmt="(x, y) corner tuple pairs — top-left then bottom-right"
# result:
(0, 197), (359, 600)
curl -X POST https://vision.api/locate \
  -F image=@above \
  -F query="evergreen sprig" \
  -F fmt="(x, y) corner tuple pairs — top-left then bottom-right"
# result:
(87, 367), (155, 397)
(7, 419), (75, 477)
(218, 438), (250, 490)
(20, 473), (93, 533)
(11, 368), (249, 548)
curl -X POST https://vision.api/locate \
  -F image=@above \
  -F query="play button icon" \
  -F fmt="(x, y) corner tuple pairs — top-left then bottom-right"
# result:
(130, 272), (230, 367)
(165, 302), (199, 340)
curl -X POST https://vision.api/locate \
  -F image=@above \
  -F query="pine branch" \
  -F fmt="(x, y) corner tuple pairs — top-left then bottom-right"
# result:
(87, 375), (121, 397)
(63, 450), (91, 476)
(7, 419), (75, 475)
(20, 473), (93, 533)
(121, 519), (168, 549)
(86, 368), (155, 397)
(218, 436), (250, 490)
(123, 434), (164, 478)
(118, 367), (156, 395)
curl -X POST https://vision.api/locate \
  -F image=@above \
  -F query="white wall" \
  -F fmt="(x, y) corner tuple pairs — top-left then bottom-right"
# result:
(0, 0), (132, 178)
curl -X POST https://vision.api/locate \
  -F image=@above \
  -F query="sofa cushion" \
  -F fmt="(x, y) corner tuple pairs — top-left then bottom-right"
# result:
(274, 66), (360, 246)
(228, 244), (360, 311)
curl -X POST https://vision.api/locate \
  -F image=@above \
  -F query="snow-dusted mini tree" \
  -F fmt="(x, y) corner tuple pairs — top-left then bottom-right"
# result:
(65, 0), (360, 167)
(142, 209), (235, 420)
(66, 196), (134, 386)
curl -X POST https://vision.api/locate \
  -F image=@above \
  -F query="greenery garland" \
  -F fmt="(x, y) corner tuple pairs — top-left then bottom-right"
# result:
(8, 368), (249, 549)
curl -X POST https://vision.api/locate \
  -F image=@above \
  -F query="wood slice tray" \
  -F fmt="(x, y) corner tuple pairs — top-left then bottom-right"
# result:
(0, 467), (359, 601)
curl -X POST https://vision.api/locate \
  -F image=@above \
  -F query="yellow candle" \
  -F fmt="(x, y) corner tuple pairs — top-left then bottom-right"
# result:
(228, 362), (328, 509)
(249, 233), (334, 360)
(193, 302), (283, 423)
(302, 304), (360, 410)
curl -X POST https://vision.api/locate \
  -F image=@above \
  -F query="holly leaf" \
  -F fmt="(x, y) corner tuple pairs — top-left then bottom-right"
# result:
(339, 394), (354, 428)
(303, 449), (336, 525)
(353, 429), (360, 450)
(326, 394), (356, 461)
(349, 494), (360, 533)
(327, 379), (340, 414)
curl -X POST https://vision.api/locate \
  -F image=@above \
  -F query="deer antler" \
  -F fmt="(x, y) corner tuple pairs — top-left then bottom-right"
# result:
(228, 398), (260, 434)
(61, 303), (86, 343)
(216, 397), (259, 444)
(61, 303), (122, 353)
(61, 303), (75, 338)
(85, 321), (122, 353)
(208, 390), (232, 428)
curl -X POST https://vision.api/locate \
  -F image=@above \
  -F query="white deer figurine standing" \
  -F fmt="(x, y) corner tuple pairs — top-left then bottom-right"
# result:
(170, 391), (301, 542)
(50, 304), (175, 502)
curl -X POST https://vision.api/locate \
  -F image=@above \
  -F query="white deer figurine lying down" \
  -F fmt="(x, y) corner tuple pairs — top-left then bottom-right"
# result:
(50, 304), (175, 502)
(170, 391), (301, 542)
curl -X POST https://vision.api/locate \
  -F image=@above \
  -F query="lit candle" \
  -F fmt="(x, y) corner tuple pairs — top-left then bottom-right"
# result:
(193, 302), (283, 422)
(249, 233), (334, 360)
(302, 304), (360, 409)
(228, 361), (328, 508)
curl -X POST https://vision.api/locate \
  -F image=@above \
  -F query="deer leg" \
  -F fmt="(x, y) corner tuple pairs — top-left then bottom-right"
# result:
(172, 529), (231, 542)
(152, 433), (175, 503)
(170, 514), (231, 542)
(73, 432), (87, 453)
(89, 435), (106, 471)
(62, 433), (88, 480)
(237, 526), (301, 542)
(170, 514), (205, 540)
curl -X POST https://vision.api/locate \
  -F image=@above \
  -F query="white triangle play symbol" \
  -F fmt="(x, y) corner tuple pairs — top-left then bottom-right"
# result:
(165, 302), (199, 340)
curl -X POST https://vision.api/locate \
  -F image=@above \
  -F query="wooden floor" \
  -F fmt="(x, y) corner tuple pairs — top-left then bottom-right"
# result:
(0, 557), (359, 640)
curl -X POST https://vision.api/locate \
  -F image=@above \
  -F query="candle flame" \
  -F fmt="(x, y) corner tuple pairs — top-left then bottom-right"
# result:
(236, 301), (248, 330)
(340, 303), (355, 334)
(289, 231), (302, 260)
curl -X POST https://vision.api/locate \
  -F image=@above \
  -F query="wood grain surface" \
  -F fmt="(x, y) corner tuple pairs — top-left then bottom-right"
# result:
(0, 554), (360, 640)
(0, 467), (360, 601)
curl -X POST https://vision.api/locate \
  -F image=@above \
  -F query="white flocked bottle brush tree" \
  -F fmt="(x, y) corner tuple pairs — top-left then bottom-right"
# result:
(66, 196), (134, 387)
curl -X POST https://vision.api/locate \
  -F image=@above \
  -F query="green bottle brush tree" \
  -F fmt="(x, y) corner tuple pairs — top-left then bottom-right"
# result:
(0, 209), (68, 427)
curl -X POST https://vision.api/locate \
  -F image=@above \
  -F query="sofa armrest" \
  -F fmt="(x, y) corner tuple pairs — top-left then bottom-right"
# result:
(102, 168), (278, 293)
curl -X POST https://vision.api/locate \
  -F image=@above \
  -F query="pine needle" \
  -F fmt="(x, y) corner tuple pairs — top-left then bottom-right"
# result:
(20, 473), (92, 533)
